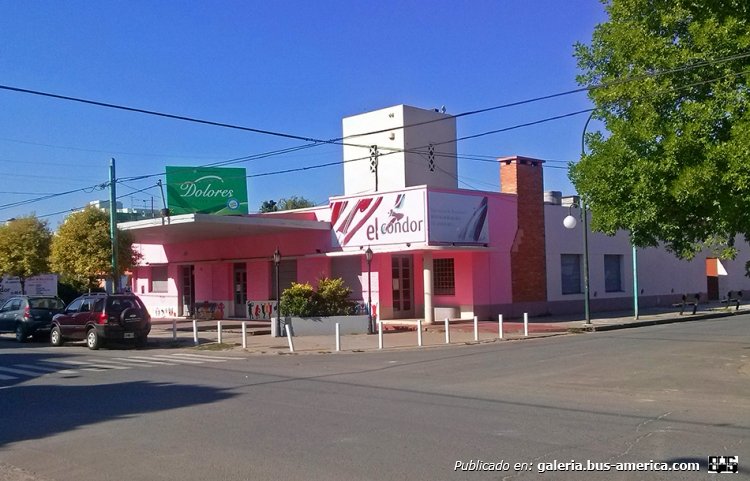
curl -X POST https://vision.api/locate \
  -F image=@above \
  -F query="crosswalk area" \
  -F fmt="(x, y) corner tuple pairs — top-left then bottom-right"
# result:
(0, 353), (240, 383)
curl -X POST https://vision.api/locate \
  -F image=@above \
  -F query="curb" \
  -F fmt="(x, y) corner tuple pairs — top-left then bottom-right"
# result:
(573, 310), (737, 332)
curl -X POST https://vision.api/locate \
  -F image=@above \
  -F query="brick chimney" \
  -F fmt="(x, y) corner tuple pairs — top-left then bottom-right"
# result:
(499, 156), (547, 303)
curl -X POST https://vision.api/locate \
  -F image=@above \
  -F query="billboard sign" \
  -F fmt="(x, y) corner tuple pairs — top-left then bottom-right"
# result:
(428, 192), (489, 244)
(330, 190), (426, 248)
(0, 274), (59, 303)
(166, 166), (249, 215)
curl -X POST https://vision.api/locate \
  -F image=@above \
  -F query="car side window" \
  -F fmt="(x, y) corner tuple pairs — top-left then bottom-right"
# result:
(9, 299), (22, 311)
(0, 299), (12, 312)
(79, 300), (91, 312)
(65, 298), (83, 313)
(92, 298), (104, 312)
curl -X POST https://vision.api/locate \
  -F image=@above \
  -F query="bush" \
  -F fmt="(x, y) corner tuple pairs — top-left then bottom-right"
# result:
(280, 277), (355, 317)
(279, 282), (318, 317)
(316, 277), (355, 315)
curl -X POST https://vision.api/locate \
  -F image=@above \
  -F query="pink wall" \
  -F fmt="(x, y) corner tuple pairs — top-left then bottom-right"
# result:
(248, 261), (270, 299)
(297, 257), (331, 285)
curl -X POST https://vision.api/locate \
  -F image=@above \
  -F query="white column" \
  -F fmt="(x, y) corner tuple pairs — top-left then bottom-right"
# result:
(423, 252), (434, 325)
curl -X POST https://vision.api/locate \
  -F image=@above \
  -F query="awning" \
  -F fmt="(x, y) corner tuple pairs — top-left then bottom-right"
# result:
(119, 213), (331, 244)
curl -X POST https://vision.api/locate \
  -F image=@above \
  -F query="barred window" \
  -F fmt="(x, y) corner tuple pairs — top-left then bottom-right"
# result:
(561, 254), (582, 295)
(604, 254), (623, 292)
(433, 258), (455, 296)
(151, 265), (169, 293)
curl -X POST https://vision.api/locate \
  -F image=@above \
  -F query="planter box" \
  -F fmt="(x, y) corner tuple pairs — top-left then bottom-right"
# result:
(285, 315), (370, 336)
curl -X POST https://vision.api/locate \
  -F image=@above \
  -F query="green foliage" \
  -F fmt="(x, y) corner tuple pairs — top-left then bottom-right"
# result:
(280, 277), (355, 317)
(280, 282), (318, 317)
(572, 0), (750, 260)
(259, 197), (315, 213)
(259, 200), (278, 213)
(316, 277), (355, 315)
(0, 216), (52, 293)
(50, 207), (142, 291)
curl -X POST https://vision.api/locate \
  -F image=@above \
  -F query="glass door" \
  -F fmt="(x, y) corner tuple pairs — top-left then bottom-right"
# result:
(180, 265), (195, 317)
(233, 263), (248, 317)
(391, 255), (413, 318)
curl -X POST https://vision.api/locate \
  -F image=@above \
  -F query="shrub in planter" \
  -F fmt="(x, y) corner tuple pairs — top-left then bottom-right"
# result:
(280, 282), (318, 317)
(280, 277), (355, 317)
(316, 277), (355, 316)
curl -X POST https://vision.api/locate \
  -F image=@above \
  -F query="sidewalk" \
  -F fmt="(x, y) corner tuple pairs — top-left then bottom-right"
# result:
(147, 303), (743, 355)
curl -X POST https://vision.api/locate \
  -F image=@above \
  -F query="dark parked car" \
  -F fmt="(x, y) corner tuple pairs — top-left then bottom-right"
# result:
(50, 293), (151, 350)
(0, 296), (66, 342)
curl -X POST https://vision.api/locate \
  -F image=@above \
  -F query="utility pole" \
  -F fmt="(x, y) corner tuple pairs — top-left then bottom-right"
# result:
(109, 158), (119, 293)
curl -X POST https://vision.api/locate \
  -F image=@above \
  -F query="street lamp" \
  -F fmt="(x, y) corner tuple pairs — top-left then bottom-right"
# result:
(563, 205), (591, 324)
(365, 246), (373, 334)
(565, 111), (596, 325)
(273, 248), (282, 337)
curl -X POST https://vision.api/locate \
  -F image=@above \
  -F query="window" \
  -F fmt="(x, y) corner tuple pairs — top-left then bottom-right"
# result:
(604, 255), (623, 292)
(561, 254), (582, 295)
(151, 265), (168, 293)
(433, 258), (455, 296)
(270, 259), (297, 300)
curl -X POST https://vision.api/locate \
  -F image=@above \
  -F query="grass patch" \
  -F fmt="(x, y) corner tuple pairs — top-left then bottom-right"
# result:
(194, 342), (237, 351)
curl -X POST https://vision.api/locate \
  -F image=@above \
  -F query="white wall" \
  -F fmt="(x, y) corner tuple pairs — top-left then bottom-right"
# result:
(544, 205), (750, 307)
(342, 105), (457, 195)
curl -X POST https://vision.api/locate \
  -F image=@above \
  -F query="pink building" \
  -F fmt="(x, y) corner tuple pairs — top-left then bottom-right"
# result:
(122, 105), (750, 322)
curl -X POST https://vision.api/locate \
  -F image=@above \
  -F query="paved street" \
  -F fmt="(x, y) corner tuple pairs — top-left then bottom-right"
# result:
(1, 315), (748, 480)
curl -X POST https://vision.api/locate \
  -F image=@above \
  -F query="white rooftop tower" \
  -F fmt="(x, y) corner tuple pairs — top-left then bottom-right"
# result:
(342, 105), (458, 195)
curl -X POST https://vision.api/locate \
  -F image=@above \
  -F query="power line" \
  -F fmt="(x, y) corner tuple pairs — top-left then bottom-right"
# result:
(10, 57), (750, 217)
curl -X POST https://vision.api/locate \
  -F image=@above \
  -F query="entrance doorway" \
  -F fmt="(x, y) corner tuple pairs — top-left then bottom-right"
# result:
(180, 265), (195, 317)
(233, 263), (248, 317)
(391, 255), (414, 318)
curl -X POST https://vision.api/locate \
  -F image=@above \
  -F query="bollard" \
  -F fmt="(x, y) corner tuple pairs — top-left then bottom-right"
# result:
(444, 317), (450, 344)
(284, 324), (295, 353)
(192, 319), (198, 345)
(241, 321), (247, 349)
(378, 321), (383, 350)
(335, 322), (341, 352)
(474, 316), (479, 342)
(217, 321), (222, 344)
(524, 312), (529, 337)
(498, 314), (503, 339)
(172, 319), (177, 341)
(417, 319), (423, 347)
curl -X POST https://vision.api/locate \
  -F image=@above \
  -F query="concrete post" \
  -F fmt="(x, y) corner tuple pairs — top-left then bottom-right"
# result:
(444, 317), (450, 344)
(284, 324), (294, 353)
(217, 321), (222, 344)
(241, 321), (247, 349)
(378, 321), (383, 349)
(473, 316), (479, 341)
(335, 323), (341, 352)
(423, 253), (434, 325)
(524, 312), (529, 337)
(192, 319), (198, 345)
(417, 319), (423, 347)
(498, 314), (503, 339)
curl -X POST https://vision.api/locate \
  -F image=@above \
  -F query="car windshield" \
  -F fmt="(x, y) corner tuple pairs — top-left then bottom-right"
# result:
(29, 298), (65, 310)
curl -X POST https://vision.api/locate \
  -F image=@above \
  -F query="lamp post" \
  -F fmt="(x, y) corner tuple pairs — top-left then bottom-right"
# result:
(632, 236), (639, 320)
(273, 248), (281, 337)
(563, 206), (591, 324)
(365, 246), (373, 334)
(565, 111), (595, 325)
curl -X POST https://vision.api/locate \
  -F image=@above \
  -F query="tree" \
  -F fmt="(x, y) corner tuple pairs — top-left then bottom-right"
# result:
(0, 216), (52, 294)
(259, 200), (278, 213)
(50, 207), (141, 291)
(259, 196), (315, 212)
(571, 0), (750, 260)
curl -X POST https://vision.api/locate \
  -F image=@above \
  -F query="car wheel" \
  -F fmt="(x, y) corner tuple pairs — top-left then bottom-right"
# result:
(50, 326), (64, 346)
(15, 323), (28, 343)
(86, 328), (101, 350)
(135, 336), (148, 348)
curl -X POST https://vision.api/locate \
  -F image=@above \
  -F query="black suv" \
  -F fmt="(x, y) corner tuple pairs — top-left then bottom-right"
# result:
(0, 296), (65, 342)
(50, 293), (151, 350)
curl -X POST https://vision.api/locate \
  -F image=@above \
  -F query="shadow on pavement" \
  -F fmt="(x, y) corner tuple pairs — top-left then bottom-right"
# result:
(0, 350), (236, 448)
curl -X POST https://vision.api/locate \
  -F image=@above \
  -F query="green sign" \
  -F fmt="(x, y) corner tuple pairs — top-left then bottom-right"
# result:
(166, 166), (249, 215)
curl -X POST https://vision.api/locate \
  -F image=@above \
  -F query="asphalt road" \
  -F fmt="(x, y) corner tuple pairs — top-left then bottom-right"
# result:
(1, 315), (748, 481)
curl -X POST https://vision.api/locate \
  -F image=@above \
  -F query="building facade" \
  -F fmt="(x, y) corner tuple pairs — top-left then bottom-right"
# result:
(121, 105), (750, 321)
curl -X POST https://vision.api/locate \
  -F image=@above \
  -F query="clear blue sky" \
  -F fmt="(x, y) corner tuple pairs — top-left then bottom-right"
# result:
(0, 0), (607, 228)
